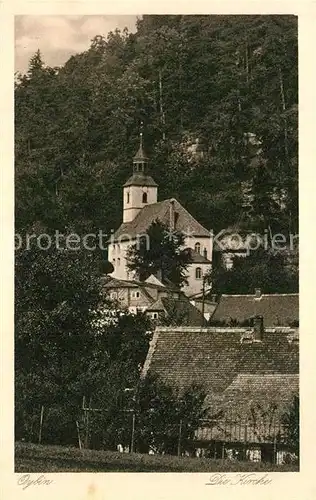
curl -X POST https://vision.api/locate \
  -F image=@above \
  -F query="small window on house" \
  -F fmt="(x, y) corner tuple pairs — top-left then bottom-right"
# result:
(126, 192), (130, 204)
(142, 192), (148, 203)
(152, 312), (158, 319)
(195, 242), (201, 254)
(110, 292), (117, 300)
(132, 291), (140, 299)
(195, 267), (202, 279)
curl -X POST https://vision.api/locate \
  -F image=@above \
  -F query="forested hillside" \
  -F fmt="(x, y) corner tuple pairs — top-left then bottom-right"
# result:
(15, 15), (298, 236)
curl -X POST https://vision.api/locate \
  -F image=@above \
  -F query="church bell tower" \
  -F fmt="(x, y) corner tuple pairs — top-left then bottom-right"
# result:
(123, 124), (158, 223)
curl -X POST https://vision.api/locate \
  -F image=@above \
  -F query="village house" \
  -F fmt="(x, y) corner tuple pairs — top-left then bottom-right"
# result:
(101, 273), (205, 326)
(210, 289), (299, 326)
(107, 130), (213, 297)
(141, 292), (299, 463)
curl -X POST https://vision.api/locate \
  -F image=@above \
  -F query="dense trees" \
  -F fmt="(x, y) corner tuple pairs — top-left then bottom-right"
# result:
(281, 395), (299, 458)
(210, 248), (299, 295)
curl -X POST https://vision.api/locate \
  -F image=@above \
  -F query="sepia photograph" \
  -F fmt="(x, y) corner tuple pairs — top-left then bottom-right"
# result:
(14, 14), (299, 473)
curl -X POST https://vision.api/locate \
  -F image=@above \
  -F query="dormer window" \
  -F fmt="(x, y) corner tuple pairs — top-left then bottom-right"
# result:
(240, 331), (255, 344)
(142, 192), (148, 203)
(195, 242), (201, 254)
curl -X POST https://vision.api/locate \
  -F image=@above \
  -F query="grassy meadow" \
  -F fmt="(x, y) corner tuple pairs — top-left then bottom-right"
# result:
(15, 442), (299, 473)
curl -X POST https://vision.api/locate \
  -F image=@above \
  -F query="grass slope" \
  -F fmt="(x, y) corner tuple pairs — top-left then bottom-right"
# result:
(15, 442), (299, 472)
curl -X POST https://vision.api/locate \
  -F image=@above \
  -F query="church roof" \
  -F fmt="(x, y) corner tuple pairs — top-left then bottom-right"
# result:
(111, 198), (211, 242)
(123, 173), (158, 187)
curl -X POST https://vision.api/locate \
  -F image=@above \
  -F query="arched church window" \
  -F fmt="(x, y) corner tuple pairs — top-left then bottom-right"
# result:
(126, 192), (130, 204)
(195, 267), (202, 280)
(195, 242), (201, 254)
(203, 248), (207, 259)
(142, 192), (148, 203)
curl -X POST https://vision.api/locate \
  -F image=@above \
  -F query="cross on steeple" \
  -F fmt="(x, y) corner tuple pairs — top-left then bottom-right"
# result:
(133, 121), (149, 172)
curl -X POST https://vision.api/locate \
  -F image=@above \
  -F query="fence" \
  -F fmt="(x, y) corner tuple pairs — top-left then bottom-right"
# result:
(20, 402), (298, 465)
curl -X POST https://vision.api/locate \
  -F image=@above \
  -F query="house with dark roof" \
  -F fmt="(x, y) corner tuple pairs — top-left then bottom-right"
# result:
(141, 320), (299, 461)
(210, 289), (299, 327)
(101, 274), (205, 326)
(107, 130), (213, 296)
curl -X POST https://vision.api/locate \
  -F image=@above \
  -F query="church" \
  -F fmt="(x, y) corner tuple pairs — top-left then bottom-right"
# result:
(108, 130), (213, 297)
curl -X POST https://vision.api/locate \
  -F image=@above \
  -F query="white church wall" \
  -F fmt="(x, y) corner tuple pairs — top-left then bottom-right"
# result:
(182, 262), (211, 297)
(108, 239), (132, 280)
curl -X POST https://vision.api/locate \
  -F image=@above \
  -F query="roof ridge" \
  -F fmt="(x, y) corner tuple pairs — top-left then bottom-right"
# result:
(140, 329), (160, 380)
(220, 293), (299, 297)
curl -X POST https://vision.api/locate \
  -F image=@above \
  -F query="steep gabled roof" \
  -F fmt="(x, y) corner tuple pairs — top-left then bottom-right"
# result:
(219, 373), (299, 415)
(211, 293), (299, 327)
(142, 327), (299, 401)
(111, 198), (211, 242)
(146, 296), (206, 326)
(164, 297), (206, 326)
(146, 297), (165, 312)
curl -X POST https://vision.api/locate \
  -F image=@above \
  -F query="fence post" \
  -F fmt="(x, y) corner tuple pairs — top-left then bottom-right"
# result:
(273, 436), (277, 465)
(221, 441), (225, 460)
(38, 405), (44, 445)
(76, 421), (82, 450)
(177, 419), (183, 457)
(244, 423), (248, 461)
(85, 397), (91, 449)
(130, 412), (136, 453)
